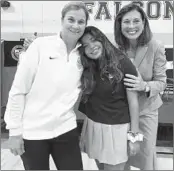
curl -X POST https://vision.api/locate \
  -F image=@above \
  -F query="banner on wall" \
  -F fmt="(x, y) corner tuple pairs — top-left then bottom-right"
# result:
(84, 1), (173, 20)
(4, 41), (24, 67)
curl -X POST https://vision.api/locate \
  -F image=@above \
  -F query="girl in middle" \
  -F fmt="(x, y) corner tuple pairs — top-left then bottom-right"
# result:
(78, 26), (143, 170)
(22, 25), (143, 170)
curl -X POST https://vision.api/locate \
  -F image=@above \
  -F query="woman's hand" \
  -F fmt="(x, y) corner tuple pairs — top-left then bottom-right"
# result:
(128, 141), (140, 156)
(8, 135), (25, 156)
(124, 69), (146, 91)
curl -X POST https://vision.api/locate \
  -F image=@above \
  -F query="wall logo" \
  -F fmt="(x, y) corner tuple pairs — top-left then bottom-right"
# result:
(11, 45), (24, 61)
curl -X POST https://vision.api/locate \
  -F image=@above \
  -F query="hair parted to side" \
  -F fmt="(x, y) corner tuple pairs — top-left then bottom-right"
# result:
(114, 3), (152, 50)
(78, 26), (126, 103)
(61, 1), (89, 24)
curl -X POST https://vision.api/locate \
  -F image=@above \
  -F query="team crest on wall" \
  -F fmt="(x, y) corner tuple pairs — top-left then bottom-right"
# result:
(4, 41), (24, 67)
(11, 45), (24, 62)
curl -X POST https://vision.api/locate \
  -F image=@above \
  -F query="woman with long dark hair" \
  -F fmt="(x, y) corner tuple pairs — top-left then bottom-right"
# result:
(114, 3), (167, 170)
(78, 26), (143, 170)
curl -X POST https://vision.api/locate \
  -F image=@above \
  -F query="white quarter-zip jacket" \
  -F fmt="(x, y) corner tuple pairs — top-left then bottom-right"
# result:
(4, 35), (83, 140)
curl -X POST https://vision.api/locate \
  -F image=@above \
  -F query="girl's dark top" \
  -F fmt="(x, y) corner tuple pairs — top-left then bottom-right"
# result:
(78, 57), (138, 125)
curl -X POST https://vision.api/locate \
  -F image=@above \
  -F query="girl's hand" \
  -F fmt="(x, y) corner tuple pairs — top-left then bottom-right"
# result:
(128, 141), (140, 156)
(23, 38), (34, 51)
(23, 32), (37, 51)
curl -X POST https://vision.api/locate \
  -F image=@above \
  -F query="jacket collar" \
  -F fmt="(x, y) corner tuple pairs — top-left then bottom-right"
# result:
(57, 33), (82, 50)
(134, 44), (148, 68)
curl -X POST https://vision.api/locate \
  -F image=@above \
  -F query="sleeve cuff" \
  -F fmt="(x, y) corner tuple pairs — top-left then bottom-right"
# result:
(9, 128), (22, 136)
(144, 82), (151, 98)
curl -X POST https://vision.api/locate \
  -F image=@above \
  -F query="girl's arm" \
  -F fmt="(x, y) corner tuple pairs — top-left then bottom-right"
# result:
(126, 89), (142, 156)
(126, 89), (139, 133)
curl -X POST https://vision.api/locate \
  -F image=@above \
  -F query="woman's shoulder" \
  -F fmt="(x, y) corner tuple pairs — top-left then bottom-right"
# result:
(32, 35), (59, 48)
(147, 38), (165, 50)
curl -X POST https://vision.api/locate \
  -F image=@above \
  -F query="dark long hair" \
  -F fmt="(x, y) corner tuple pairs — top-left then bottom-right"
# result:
(78, 26), (125, 103)
(114, 3), (152, 50)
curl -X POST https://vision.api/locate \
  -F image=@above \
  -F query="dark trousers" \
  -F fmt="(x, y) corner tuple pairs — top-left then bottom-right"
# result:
(21, 128), (83, 170)
(20, 154), (30, 170)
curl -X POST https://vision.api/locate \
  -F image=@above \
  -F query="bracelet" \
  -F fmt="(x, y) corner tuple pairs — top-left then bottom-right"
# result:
(127, 131), (144, 143)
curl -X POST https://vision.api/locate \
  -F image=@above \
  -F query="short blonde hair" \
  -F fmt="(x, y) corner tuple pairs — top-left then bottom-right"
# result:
(61, 1), (89, 24)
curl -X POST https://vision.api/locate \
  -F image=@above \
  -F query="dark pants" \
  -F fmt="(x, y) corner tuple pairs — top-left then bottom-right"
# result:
(21, 128), (83, 170)
(20, 154), (30, 170)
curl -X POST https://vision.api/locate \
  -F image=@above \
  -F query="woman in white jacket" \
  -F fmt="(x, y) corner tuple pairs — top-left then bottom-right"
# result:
(4, 2), (89, 170)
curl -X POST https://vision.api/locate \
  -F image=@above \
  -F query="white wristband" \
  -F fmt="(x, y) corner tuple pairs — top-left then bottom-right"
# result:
(127, 132), (144, 143)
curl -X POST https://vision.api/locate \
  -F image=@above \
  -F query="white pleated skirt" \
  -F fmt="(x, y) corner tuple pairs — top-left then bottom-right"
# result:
(80, 117), (130, 165)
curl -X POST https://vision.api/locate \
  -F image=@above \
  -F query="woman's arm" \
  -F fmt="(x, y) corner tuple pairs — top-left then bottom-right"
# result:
(4, 38), (40, 136)
(147, 42), (167, 98)
(124, 42), (167, 98)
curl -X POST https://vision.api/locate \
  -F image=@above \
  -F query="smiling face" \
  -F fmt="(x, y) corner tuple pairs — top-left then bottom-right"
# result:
(81, 33), (103, 60)
(61, 9), (87, 41)
(121, 10), (144, 41)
